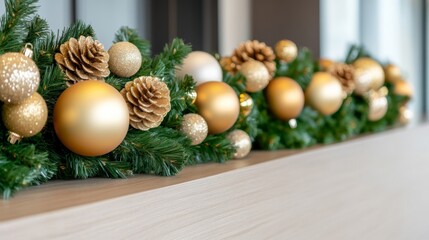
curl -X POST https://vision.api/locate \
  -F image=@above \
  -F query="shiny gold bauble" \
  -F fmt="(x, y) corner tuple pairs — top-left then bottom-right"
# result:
(367, 92), (388, 122)
(305, 72), (344, 115)
(353, 57), (385, 95)
(227, 129), (252, 159)
(195, 81), (240, 134)
(175, 51), (223, 85)
(319, 58), (335, 71)
(108, 42), (142, 77)
(240, 60), (271, 92)
(186, 89), (197, 104)
(384, 64), (402, 83)
(0, 52), (40, 103)
(239, 93), (254, 117)
(2, 92), (48, 144)
(275, 39), (298, 63)
(393, 79), (413, 98)
(180, 113), (208, 145)
(54, 80), (129, 156)
(266, 77), (304, 120)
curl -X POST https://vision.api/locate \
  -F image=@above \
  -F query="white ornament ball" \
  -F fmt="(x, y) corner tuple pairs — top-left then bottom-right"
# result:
(175, 51), (222, 85)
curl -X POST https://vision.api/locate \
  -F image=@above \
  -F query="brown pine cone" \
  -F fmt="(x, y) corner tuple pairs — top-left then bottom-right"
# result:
(55, 36), (110, 85)
(329, 63), (356, 94)
(121, 76), (171, 131)
(229, 40), (276, 77)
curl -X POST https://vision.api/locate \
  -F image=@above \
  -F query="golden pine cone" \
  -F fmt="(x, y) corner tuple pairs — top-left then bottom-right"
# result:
(229, 40), (276, 77)
(121, 76), (171, 131)
(55, 36), (110, 85)
(329, 63), (356, 94)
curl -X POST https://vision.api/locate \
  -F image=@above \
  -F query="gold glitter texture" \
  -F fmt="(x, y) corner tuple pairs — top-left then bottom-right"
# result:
(108, 42), (142, 78)
(240, 60), (271, 92)
(180, 113), (208, 145)
(227, 129), (252, 159)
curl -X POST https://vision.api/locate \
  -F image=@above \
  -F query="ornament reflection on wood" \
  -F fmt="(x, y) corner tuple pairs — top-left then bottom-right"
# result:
(353, 58), (385, 95)
(266, 77), (304, 120)
(0, 45), (40, 103)
(175, 51), (223, 85)
(240, 60), (271, 92)
(384, 64), (402, 83)
(54, 80), (129, 156)
(275, 39), (298, 63)
(227, 129), (252, 159)
(180, 113), (208, 145)
(305, 72), (343, 115)
(367, 87), (388, 122)
(239, 93), (254, 117)
(108, 41), (142, 78)
(2, 92), (48, 144)
(195, 81), (240, 134)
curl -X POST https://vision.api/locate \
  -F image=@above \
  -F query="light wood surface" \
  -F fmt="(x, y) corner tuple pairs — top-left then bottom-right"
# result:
(1, 125), (429, 239)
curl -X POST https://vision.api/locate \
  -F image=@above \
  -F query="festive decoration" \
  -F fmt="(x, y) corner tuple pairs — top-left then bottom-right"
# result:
(367, 87), (388, 121)
(266, 77), (304, 120)
(108, 41), (142, 77)
(240, 60), (271, 92)
(239, 93), (254, 117)
(186, 89), (197, 105)
(121, 76), (171, 131)
(384, 64), (402, 83)
(2, 92), (47, 144)
(180, 113), (208, 145)
(175, 51), (222, 85)
(329, 63), (355, 95)
(275, 39), (298, 63)
(195, 81), (239, 134)
(353, 57), (385, 95)
(0, 47), (40, 103)
(319, 58), (335, 71)
(54, 80), (129, 156)
(305, 72), (343, 115)
(55, 36), (110, 85)
(393, 79), (413, 98)
(227, 129), (252, 159)
(399, 106), (412, 125)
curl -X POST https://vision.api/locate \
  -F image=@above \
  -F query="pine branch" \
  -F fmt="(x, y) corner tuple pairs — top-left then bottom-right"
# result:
(24, 15), (49, 45)
(223, 72), (246, 95)
(188, 134), (235, 165)
(114, 26), (151, 60)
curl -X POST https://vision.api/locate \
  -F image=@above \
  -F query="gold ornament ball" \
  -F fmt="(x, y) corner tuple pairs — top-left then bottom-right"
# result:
(180, 113), (208, 145)
(384, 64), (402, 83)
(240, 60), (271, 92)
(0, 52), (40, 103)
(195, 81), (240, 134)
(305, 72), (344, 115)
(399, 106), (413, 125)
(368, 94), (388, 121)
(275, 39), (298, 63)
(227, 129), (252, 159)
(239, 93), (254, 117)
(108, 42), (142, 77)
(319, 58), (335, 71)
(2, 92), (48, 143)
(54, 80), (129, 156)
(394, 79), (413, 98)
(175, 51), (223, 85)
(266, 77), (305, 120)
(353, 57), (385, 95)
(186, 89), (197, 104)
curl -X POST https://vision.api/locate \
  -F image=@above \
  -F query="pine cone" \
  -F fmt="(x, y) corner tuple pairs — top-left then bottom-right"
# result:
(121, 76), (171, 131)
(329, 63), (356, 94)
(229, 40), (276, 77)
(55, 36), (110, 85)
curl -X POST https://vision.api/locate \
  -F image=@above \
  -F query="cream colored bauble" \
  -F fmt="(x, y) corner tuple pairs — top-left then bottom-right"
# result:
(175, 51), (223, 85)
(353, 57), (385, 95)
(305, 72), (344, 115)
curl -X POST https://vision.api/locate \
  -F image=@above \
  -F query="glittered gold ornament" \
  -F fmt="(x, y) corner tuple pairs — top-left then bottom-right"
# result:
(0, 46), (40, 103)
(275, 39), (298, 63)
(108, 42), (142, 78)
(180, 113), (208, 145)
(175, 51), (223, 85)
(54, 80), (129, 156)
(195, 81), (240, 134)
(399, 106), (412, 125)
(305, 72), (343, 115)
(353, 58), (385, 95)
(367, 87), (388, 121)
(240, 60), (271, 92)
(266, 77), (304, 120)
(384, 64), (402, 83)
(2, 92), (48, 144)
(227, 129), (252, 159)
(394, 79), (413, 98)
(239, 93), (254, 117)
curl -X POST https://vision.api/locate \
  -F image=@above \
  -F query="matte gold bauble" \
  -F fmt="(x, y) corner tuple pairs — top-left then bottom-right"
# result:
(175, 51), (223, 85)
(2, 92), (48, 144)
(180, 113), (208, 145)
(384, 64), (401, 83)
(54, 80), (129, 156)
(275, 39), (298, 63)
(305, 72), (343, 115)
(108, 42), (142, 77)
(319, 58), (335, 71)
(227, 129), (252, 159)
(195, 81), (240, 134)
(0, 52), (40, 103)
(367, 91), (388, 121)
(266, 77), (304, 120)
(239, 93), (254, 117)
(393, 79), (413, 98)
(240, 60), (270, 92)
(353, 57), (385, 95)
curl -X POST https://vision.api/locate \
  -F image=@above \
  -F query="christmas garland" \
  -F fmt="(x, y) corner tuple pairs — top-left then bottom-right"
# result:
(0, 0), (412, 198)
